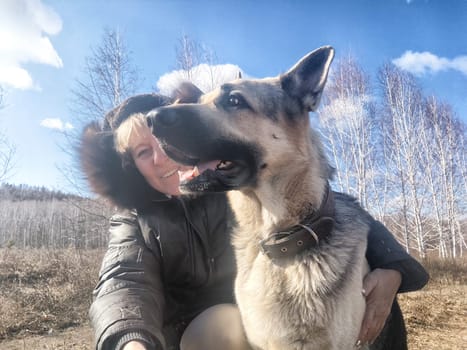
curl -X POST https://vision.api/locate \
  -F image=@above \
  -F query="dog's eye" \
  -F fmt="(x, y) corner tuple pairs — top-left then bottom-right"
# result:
(227, 93), (248, 109)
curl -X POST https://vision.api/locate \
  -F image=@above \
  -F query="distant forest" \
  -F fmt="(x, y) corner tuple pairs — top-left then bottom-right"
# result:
(0, 183), (83, 202)
(0, 183), (112, 249)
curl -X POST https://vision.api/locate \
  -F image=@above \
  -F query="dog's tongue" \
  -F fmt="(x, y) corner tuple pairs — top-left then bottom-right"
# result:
(178, 160), (220, 182)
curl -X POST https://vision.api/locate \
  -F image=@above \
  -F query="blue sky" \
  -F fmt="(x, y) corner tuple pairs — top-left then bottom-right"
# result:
(0, 0), (466, 193)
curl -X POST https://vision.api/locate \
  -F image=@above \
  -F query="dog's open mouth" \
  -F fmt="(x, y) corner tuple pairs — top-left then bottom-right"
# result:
(179, 160), (237, 181)
(162, 143), (249, 193)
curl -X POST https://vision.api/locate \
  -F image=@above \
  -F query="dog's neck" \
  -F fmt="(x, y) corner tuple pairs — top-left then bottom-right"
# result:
(228, 175), (330, 238)
(259, 185), (335, 259)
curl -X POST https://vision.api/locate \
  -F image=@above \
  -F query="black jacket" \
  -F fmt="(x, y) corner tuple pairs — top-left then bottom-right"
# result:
(90, 193), (234, 350)
(89, 193), (428, 350)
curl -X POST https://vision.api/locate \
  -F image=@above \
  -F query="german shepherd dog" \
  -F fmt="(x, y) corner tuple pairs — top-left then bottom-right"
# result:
(148, 47), (406, 350)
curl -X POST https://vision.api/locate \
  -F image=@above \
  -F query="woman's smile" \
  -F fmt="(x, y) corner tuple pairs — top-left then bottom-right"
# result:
(161, 167), (179, 179)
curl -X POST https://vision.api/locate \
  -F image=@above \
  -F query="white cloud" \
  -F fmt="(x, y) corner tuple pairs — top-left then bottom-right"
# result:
(393, 51), (467, 76)
(0, 0), (63, 90)
(156, 63), (244, 96)
(40, 118), (73, 131)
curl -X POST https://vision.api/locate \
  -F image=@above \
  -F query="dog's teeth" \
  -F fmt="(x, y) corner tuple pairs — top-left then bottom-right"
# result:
(193, 166), (200, 176)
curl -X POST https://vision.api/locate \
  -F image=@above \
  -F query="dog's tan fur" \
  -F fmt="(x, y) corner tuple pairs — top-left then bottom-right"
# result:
(150, 47), (404, 349)
(209, 65), (369, 349)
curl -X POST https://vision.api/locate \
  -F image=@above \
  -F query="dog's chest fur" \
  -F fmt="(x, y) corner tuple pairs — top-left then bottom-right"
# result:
(230, 193), (370, 350)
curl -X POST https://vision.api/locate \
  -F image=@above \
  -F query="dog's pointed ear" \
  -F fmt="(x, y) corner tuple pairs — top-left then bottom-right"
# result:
(173, 82), (204, 103)
(280, 46), (334, 111)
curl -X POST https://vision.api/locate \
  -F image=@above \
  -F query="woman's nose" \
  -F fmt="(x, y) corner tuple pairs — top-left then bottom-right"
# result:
(152, 140), (169, 165)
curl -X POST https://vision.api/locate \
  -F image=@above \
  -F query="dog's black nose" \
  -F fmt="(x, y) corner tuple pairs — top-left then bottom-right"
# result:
(146, 107), (180, 132)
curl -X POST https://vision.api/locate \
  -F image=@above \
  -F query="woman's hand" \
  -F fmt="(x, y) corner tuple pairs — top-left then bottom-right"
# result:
(123, 341), (148, 350)
(357, 268), (402, 347)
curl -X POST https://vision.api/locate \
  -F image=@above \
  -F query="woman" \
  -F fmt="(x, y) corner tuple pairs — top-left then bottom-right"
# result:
(80, 93), (428, 350)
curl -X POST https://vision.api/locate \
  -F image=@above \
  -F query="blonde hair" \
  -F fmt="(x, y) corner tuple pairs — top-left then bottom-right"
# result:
(114, 113), (150, 155)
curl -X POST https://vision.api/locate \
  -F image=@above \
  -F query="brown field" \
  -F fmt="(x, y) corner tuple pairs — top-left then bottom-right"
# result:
(0, 248), (465, 350)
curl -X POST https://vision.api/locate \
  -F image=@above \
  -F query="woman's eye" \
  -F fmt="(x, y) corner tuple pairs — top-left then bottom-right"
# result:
(136, 148), (152, 159)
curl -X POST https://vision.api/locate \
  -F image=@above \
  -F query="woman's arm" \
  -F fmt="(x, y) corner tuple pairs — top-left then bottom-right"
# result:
(366, 220), (429, 292)
(89, 210), (165, 350)
(358, 268), (402, 346)
(357, 219), (430, 346)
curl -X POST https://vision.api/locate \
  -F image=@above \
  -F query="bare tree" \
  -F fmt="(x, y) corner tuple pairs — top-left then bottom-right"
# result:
(319, 56), (382, 214)
(420, 98), (450, 257)
(175, 34), (202, 81)
(70, 28), (140, 124)
(0, 196), (111, 249)
(378, 64), (429, 256)
(377, 65), (467, 259)
(0, 86), (17, 182)
(157, 34), (241, 95)
(423, 97), (466, 257)
(201, 44), (220, 91)
(309, 54), (466, 260)
(62, 28), (141, 195)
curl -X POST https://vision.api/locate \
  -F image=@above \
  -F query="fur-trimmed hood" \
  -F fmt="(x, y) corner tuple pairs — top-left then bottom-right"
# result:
(79, 93), (173, 209)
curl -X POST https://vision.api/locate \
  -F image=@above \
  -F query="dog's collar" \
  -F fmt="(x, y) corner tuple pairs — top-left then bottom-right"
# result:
(259, 184), (335, 260)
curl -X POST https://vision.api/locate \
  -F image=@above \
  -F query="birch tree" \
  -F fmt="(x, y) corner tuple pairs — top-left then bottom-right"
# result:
(0, 86), (16, 182)
(0, 197), (111, 249)
(420, 97), (450, 257)
(175, 34), (202, 82)
(157, 34), (242, 95)
(71, 28), (141, 123)
(319, 56), (381, 213)
(423, 97), (466, 257)
(63, 28), (141, 196)
(378, 64), (431, 256)
(317, 56), (465, 259)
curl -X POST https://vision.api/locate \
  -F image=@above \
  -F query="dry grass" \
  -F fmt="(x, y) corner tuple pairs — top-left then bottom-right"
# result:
(398, 255), (467, 349)
(399, 285), (467, 350)
(0, 248), (104, 341)
(421, 256), (467, 286)
(0, 249), (466, 349)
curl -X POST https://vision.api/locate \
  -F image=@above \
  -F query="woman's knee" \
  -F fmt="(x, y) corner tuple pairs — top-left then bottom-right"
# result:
(180, 304), (251, 350)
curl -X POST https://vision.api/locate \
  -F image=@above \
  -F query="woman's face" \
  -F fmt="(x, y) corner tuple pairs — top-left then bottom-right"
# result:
(129, 127), (188, 196)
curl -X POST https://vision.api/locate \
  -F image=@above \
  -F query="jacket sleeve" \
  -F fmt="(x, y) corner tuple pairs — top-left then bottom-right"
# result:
(89, 211), (166, 350)
(366, 220), (429, 293)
